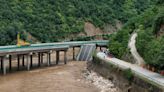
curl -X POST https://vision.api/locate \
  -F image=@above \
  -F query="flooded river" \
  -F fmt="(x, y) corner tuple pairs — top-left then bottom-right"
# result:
(0, 62), (99, 92)
(0, 48), (118, 92)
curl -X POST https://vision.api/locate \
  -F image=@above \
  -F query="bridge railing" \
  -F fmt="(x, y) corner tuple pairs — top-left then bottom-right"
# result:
(0, 40), (108, 51)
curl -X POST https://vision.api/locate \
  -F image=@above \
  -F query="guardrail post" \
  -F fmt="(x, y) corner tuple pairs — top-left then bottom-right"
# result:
(56, 51), (59, 65)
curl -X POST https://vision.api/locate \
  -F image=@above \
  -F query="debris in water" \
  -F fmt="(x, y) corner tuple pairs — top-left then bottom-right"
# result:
(83, 70), (119, 92)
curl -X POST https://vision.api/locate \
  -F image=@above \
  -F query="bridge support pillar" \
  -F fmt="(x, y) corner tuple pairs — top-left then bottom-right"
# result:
(73, 47), (75, 60)
(0, 57), (3, 71)
(47, 53), (50, 66)
(49, 51), (52, 65)
(56, 51), (59, 65)
(41, 53), (43, 64)
(100, 46), (102, 51)
(64, 50), (67, 64)
(49, 52), (51, 65)
(26, 55), (30, 71)
(17, 55), (20, 70)
(38, 53), (41, 67)
(9, 55), (12, 71)
(96, 44), (98, 49)
(22, 55), (25, 67)
(2, 57), (6, 75)
(30, 55), (33, 67)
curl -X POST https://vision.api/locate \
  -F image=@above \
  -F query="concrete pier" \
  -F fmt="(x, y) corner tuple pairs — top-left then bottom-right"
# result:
(2, 57), (6, 75)
(9, 55), (12, 70)
(41, 53), (43, 64)
(30, 55), (33, 67)
(26, 55), (30, 71)
(0, 57), (2, 71)
(49, 52), (51, 65)
(47, 53), (50, 66)
(56, 51), (59, 65)
(17, 55), (20, 70)
(73, 47), (75, 60)
(64, 51), (67, 64)
(100, 46), (102, 51)
(22, 55), (25, 66)
(38, 53), (41, 67)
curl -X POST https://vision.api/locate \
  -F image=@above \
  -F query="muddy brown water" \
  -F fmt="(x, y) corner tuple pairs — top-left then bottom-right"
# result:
(0, 62), (99, 92)
(0, 48), (100, 92)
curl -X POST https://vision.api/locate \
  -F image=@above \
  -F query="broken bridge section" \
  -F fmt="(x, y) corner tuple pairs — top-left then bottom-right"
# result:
(76, 44), (96, 61)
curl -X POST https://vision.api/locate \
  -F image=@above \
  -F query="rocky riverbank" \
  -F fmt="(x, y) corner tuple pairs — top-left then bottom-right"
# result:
(83, 70), (120, 92)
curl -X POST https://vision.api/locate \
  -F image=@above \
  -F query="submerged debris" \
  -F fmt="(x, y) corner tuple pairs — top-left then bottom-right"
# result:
(83, 70), (119, 92)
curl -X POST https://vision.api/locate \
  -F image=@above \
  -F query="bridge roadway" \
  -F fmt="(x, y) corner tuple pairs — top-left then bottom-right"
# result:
(0, 40), (108, 75)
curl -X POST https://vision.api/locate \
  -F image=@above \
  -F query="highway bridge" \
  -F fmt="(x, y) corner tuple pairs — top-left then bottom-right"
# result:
(0, 40), (108, 75)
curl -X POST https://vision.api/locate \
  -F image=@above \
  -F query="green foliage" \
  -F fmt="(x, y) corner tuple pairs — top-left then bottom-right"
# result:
(153, 9), (164, 36)
(155, 46), (164, 70)
(0, 0), (155, 45)
(107, 1), (164, 70)
(108, 29), (130, 58)
(123, 68), (133, 81)
(136, 5), (164, 70)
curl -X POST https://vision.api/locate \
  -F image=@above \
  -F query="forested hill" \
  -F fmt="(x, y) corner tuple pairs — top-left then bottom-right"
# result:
(0, 0), (155, 45)
(108, 0), (164, 70)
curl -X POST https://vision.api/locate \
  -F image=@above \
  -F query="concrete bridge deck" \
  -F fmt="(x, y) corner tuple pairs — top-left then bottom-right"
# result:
(0, 40), (108, 75)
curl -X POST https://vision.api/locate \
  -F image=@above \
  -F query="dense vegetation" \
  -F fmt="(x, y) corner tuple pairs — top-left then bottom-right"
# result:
(136, 6), (164, 70)
(0, 0), (156, 45)
(109, 0), (164, 70)
(108, 0), (156, 58)
(0, 0), (163, 70)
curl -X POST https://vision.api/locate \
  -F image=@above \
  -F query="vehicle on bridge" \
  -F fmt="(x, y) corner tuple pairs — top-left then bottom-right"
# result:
(16, 32), (31, 47)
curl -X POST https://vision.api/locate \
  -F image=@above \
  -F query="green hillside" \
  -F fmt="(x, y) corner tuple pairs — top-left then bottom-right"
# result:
(108, 0), (164, 70)
(0, 0), (154, 45)
(0, 0), (163, 70)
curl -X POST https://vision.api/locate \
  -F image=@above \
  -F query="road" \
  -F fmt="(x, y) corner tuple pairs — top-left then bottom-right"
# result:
(97, 52), (164, 90)
(128, 32), (145, 65)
